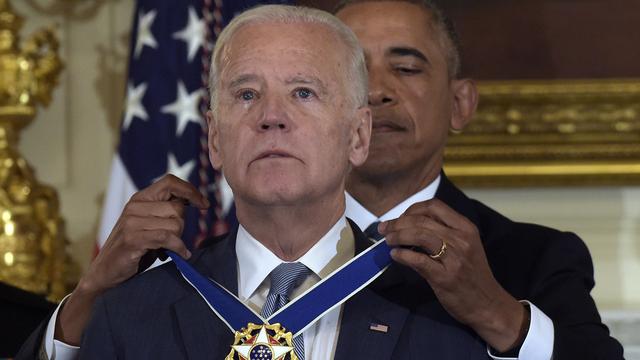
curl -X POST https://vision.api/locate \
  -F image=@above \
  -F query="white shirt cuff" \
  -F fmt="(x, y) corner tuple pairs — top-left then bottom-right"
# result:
(488, 300), (554, 360)
(43, 294), (80, 360)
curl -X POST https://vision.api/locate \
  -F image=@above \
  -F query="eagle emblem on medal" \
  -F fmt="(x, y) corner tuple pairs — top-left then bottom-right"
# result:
(226, 323), (299, 360)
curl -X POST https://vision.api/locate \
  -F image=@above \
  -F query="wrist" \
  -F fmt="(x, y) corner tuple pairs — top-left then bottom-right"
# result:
(500, 302), (531, 355)
(74, 275), (104, 300)
(471, 293), (528, 352)
(54, 277), (103, 345)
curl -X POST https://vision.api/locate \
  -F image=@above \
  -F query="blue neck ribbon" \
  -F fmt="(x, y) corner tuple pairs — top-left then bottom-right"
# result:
(167, 237), (392, 335)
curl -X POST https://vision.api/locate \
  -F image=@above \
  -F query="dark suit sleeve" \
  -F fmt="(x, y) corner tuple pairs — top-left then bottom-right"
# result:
(530, 232), (623, 359)
(3, 281), (56, 360)
(78, 295), (119, 359)
(14, 318), (50, 360)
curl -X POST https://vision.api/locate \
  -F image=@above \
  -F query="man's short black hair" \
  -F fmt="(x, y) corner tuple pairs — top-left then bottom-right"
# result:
(334, 0), (462, 79)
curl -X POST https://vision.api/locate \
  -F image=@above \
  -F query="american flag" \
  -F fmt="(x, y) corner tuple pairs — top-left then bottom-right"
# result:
(369, 322), (389, 333)
(98, 0), (292, 251)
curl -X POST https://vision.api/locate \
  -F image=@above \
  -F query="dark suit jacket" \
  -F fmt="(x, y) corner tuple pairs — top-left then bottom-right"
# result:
(0, 282), (55, 358)
(17, 173), (624, 359)
(70, 221), (487, 359)
(432, 174), (623, 359)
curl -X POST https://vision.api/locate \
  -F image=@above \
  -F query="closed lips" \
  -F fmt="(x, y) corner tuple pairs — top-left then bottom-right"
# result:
(253, 150), (297, 162)
(372, 119), (405, 132)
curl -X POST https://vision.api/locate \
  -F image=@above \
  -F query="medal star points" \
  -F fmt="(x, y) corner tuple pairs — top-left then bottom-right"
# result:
(230, 324), (294, 360)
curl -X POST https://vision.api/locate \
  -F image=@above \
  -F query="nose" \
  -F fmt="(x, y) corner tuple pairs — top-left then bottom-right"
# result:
(368, 68), (396, 107)
(257, 95), (291, 132)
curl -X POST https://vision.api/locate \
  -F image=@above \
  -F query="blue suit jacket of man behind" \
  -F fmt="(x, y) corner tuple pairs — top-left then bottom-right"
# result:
(77, 217), (487, 359)
(433, 174), (623, 359)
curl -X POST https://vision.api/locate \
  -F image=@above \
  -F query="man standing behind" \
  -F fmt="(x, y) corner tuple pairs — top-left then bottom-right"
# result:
(336, 1), (624, 359)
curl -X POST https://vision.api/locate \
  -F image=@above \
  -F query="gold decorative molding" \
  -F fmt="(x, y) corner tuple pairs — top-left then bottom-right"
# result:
(25, 0), (108, 20)
(445, 78), (640, 186)
(95, 41), (128, 138)
(0, 0), (76, 301)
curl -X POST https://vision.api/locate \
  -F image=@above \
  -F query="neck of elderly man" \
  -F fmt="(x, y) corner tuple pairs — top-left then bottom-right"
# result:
(234, 186), (348, 262)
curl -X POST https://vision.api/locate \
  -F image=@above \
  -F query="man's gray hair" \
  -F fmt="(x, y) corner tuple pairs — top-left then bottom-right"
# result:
(209, 5), (368, 114)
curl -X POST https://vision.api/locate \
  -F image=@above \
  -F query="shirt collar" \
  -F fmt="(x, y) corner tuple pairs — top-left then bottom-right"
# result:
(235, 215), (349, 300)
(345, 175), (441, 231)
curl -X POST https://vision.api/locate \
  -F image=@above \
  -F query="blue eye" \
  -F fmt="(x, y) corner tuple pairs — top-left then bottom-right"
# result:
(295, 88), (314, 99)
(239, 90), (256, 101)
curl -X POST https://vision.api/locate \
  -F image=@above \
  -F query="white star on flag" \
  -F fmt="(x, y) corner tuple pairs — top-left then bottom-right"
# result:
(232, 326), (293, 360)
(122, 82), (148, 130)
(101, 0), (273, 253)
(173, 7), (206, 62)
(163, 152), (195, 181)
(161, 81), (203, 137)
(134, 9), (158, 58)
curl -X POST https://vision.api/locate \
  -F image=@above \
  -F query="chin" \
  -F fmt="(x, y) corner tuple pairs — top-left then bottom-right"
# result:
(359, 155), (400, 174)
(250, 193), (308, 207)
(240, 183), (306, 206)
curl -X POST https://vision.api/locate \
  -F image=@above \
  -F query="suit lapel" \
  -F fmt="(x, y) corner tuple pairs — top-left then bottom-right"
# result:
(334, 288), (409, 360)
(435, 173), (482, 236)
(172, 230), (239, 359)
(333, 221), (410, 360)
(173, 293), (234, 358)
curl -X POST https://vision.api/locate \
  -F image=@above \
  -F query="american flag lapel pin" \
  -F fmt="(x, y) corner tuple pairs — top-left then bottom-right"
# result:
(369, 322), (389, 333)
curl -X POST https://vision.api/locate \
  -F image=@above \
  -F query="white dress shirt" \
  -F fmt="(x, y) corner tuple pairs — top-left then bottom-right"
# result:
(43, 216), (354, 360)
(237, 216), (352, 360)
(345, 174), (554, 360)
(43, 295), (79, 359)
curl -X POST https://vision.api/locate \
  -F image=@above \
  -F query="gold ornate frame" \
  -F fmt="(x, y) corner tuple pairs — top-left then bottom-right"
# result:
(444, 78), (640, 187)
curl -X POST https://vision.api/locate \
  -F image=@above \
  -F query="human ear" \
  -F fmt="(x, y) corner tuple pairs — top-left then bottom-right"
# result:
(207, 111), (223, 170)
(348, 106), (371, 167)
(450, 79), (478, 132)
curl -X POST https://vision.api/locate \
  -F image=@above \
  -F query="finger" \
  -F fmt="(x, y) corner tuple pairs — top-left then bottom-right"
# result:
(132, 175), (210, 209)
(120, 229), (191, 260)
(381, 214), (449, 235)
(144, 229), (191, 259)
(123, 201), (186, 219)
(402, 198), (473, 231)
(119, 215), (184, 236)
(390, 247), (444, 279)
(384, 227), (444, 255)
(380, 215), (456, 251)
(137, 244), (182, 274)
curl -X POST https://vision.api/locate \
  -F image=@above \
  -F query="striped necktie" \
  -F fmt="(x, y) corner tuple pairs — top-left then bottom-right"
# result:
(261, 262), (311, 360)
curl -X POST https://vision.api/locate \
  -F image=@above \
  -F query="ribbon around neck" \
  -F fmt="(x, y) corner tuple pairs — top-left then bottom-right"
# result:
(167, 237), (392, 336)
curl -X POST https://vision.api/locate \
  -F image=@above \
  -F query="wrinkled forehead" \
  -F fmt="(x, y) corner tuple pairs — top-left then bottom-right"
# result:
(218, 21), (350, 86)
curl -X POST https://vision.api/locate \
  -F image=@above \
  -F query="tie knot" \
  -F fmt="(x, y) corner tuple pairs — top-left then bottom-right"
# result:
(268, 262), (311, 298)
(364, 221), (384, 241)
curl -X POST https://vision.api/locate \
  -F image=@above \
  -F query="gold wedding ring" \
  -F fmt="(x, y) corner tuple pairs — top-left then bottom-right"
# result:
(429, 241), (447, 260)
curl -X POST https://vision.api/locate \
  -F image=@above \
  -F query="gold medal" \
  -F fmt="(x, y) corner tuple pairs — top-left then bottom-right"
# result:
(226, 323), (298, 360)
